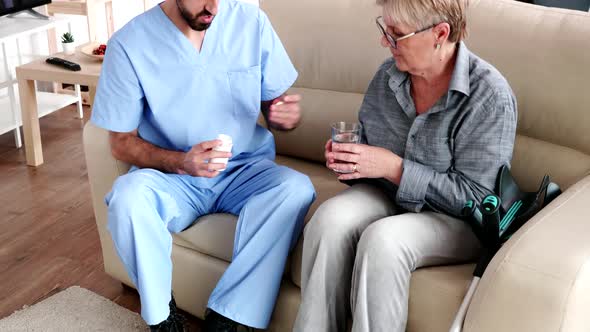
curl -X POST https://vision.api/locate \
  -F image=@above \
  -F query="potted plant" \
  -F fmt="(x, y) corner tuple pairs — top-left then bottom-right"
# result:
(61, 32), (75, 55)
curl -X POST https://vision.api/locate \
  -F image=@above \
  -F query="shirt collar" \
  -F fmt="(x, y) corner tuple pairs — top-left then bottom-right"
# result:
(448, 41), (471, 97)
(386, 62), (408, 92)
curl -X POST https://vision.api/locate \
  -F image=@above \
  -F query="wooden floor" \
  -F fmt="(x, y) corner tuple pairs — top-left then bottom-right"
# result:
(0, 105), (202, 331)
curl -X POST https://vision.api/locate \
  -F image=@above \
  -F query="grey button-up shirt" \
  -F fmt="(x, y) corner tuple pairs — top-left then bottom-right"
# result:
(358, 42), (517, 216)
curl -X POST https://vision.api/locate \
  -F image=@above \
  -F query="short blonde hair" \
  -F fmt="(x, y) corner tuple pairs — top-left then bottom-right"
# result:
(376, 0), (469, 43)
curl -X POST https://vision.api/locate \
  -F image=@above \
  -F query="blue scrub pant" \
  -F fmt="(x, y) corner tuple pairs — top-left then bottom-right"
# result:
(105, 158), (315, 328)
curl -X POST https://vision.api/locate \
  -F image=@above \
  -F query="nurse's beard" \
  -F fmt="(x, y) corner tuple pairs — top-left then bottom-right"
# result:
(176, 0), (214, 31)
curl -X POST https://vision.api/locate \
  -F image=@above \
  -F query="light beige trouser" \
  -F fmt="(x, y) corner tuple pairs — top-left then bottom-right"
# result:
(293, 184), (481, 332)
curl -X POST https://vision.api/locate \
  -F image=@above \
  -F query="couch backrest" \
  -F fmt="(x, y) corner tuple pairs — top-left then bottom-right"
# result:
(263, 0), (590, 191)
(466, 0), (590, 190)
(261, 0), (388, 162)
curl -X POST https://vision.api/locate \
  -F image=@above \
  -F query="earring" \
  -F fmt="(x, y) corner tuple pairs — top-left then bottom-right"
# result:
(436, 43), (441, 50)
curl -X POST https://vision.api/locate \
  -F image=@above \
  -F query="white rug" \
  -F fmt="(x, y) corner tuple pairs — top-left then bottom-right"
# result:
(0, 286), (148, 331)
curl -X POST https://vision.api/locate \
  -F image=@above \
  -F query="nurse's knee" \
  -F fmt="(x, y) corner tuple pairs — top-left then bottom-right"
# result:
(106, 170), (155, 228)
(277, 168), (316, 205)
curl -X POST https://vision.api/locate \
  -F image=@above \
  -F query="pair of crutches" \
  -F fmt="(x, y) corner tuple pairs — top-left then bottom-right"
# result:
(449, 166), (561, 332)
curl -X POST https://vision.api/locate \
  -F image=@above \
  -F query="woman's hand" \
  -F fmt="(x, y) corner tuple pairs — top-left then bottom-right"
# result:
(326, 141), (403, 184)
(324, 139), (335, 166)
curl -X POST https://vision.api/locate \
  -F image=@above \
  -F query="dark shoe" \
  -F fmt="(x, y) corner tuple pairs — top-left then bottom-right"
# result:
(149, 294), (186, 332)
(168, 295), (186, 325)
(237, 324), (255, 332)
(203, 310), (238, 332)
(149, 318), (181, 332)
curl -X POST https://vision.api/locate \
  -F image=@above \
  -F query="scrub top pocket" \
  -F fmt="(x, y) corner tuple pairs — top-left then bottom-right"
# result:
(228, 66), (262, 118)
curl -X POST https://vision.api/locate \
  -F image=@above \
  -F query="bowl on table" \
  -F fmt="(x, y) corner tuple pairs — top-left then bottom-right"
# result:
(79, 42), (107, 61)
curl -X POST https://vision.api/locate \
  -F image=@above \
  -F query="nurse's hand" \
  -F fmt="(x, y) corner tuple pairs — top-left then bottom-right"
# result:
(179, 140), (232, 178)
(267, 94), (302, 130)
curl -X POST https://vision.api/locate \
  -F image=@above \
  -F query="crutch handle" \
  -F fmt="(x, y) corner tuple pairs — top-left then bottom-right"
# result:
(481, 194), (501, 247)
(462, 200), (483, 226)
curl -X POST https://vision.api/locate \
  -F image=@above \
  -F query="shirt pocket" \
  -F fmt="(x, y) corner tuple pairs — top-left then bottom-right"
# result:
(227, 66), (262, 118)
(411, 136), (454, 173)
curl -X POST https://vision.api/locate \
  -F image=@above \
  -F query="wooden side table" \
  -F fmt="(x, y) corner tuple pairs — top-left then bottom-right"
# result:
(16, 45), (102, 166)
(0, 15), (79, 149)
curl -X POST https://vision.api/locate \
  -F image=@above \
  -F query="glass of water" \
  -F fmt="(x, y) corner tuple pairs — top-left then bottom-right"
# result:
(331, 122), (362, 173)
(331, 122), (361, 144)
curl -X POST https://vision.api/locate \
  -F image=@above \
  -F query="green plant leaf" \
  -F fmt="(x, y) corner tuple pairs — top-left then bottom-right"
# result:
(61, 32), (74, 43)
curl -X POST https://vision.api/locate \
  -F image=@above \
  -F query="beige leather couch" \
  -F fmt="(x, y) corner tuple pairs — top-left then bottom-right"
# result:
(83, 0), (590, 330)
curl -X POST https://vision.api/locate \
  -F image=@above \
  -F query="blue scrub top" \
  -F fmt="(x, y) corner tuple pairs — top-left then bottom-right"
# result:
(91, 0), (297, 163)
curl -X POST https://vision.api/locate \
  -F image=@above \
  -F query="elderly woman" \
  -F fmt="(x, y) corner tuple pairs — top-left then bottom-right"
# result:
(293, 0), (517, 331)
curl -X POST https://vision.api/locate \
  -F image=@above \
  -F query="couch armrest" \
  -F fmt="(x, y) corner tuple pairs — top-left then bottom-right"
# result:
(83, 122), (130, 277)
(464, 174), (590, 332)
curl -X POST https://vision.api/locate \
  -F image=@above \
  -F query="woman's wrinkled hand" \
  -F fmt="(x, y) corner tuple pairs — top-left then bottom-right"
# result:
(326, 141), (403, 184)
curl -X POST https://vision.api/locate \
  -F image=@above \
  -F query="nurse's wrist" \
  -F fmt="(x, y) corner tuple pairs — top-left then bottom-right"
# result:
(166, 151), (186, 175)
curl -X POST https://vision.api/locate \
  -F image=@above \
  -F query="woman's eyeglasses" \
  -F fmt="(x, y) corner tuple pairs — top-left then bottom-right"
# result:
(375, 16), (438, 49)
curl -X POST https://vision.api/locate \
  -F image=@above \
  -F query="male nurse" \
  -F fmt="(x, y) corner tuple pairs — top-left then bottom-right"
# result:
(90, 0), (315, 331)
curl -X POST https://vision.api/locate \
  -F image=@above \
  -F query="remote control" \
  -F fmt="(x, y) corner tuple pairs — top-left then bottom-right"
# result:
(45, 57), (81, 71)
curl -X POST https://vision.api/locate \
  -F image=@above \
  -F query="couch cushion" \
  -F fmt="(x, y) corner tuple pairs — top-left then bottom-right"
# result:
(172, 155), (347, 263)
(286, 262), (480, 332)
(173, 213), (238, 262)
(407, 264), (474, 332)
(511, 135), (590, 192)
